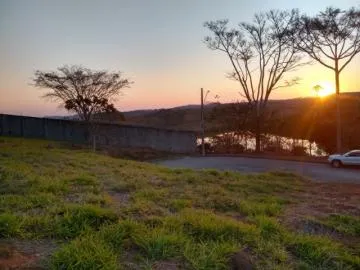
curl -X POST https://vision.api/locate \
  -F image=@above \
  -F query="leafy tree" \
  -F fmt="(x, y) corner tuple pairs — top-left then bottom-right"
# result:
(33, 65), (132, 121)
(313, 84), (323, 97)
(64, 95), (117, 119)
(293, 7), (360, 152)
(204, 10), (304, 152)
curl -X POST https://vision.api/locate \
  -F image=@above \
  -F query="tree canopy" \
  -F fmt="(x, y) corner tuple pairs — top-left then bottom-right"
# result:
(33, 65), (132, 121)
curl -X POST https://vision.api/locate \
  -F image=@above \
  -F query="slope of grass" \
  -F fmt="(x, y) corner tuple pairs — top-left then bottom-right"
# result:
(0, 137), (359, 269)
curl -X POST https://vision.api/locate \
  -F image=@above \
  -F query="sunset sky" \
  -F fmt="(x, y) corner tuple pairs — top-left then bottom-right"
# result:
(1, 0), (360, 117)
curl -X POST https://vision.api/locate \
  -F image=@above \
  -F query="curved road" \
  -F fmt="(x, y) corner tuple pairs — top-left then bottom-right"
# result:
(156, 156), (360, 183)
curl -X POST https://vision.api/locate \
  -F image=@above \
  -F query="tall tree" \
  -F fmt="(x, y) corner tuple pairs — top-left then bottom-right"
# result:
(293, 7), (360, 152)
(33, 65), (132, 121)
(204, 10), (303, 152)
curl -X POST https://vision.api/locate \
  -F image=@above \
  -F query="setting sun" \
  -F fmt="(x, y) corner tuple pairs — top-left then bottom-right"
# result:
(312, 81), (335, 97)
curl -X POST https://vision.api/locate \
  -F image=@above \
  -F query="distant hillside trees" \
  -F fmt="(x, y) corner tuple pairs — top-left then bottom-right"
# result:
(33, 65), (132, 122)
(293, 7), (360, 152)
(204, 10), (304, 152)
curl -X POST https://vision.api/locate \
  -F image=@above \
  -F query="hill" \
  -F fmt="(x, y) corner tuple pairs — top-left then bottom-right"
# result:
(124, 93), (360, 152)
(124, 93), (360, 130)
(1, 137), (360, 269)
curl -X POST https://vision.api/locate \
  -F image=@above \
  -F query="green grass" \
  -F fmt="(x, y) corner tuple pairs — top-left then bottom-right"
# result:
(51, 233), (118, 270)
(320, 214), (360, 237)
(0, 137), (359, 269)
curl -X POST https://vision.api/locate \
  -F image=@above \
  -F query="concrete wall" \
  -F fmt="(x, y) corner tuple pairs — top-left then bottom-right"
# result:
(0, 114), (196, 153)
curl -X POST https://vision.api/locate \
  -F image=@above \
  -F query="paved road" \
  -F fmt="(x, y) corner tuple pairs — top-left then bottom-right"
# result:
(156, 156), (360, 183)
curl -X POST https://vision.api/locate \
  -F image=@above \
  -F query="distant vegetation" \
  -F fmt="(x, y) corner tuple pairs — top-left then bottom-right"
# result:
(1, 137), (360, 269)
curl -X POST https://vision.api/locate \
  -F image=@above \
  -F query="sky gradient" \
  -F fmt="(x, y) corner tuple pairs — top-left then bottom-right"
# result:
(1, 0), (360, 116)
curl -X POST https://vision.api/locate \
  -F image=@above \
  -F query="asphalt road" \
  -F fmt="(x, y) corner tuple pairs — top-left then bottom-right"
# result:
(156, 156), (360, 183)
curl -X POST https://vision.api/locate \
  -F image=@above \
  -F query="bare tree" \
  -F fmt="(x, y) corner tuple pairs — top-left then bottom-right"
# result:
(204, 10), (304, 152)
(33, 65), (132, 121)
(293, 7), (360, 152)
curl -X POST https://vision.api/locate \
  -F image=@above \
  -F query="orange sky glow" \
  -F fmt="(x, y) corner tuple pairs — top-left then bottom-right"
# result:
(0, 0), (359, 117)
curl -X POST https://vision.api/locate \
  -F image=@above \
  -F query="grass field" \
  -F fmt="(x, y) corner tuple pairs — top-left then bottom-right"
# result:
(0, 137), (359, 269)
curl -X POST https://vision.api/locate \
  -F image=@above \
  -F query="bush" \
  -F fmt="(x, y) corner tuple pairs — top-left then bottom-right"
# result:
(212, 134), (245, 154)
(291, 146), (307, 156)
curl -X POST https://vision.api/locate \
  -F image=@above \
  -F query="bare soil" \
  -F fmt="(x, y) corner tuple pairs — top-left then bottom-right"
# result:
(0, 240), (57, 270)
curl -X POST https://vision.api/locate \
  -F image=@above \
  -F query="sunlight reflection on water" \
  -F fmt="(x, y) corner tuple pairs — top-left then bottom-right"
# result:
(197, 132), (328, 157)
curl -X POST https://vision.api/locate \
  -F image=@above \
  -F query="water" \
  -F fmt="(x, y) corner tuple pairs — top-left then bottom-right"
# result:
(197, 132), (328, 156)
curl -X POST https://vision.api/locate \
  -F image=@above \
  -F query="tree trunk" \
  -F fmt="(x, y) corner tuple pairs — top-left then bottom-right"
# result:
(335, 66), (342, 153)
(255, 113), (261, 153)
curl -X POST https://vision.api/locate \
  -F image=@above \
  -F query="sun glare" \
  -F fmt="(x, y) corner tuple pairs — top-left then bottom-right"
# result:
(312, 81), (335, 97)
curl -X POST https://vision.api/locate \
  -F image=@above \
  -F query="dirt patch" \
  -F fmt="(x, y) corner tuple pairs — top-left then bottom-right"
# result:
(0, 240), (58, 270)
(63, 192), (88, 204)
(295, 219), (337, 235)
(105, 147), (178, 161)
(282, 182), (360, 248)
(283, 182), (360, 224)
(119, 249), (141, 270)
(107, 190), (131, 211)
(153, 260), (182, 270)
(230, 250), (253, 270)
(0, 249), (37, 270)
(149, 176), (167, 187)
